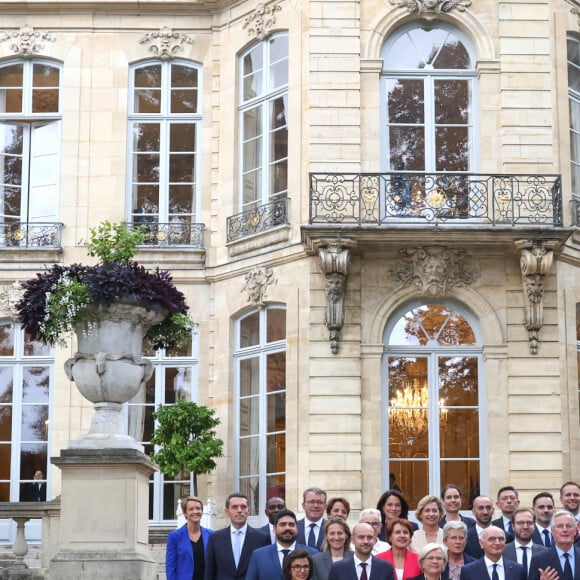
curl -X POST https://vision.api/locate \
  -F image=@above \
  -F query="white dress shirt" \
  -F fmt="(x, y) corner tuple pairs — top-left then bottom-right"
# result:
(513, 540), (533, 572)
(484, 557), (505, 580)
(353, 555), (372, 579)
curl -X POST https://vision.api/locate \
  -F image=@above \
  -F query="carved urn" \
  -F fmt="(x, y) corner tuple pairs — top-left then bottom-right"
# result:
(64, 302), (165, 450)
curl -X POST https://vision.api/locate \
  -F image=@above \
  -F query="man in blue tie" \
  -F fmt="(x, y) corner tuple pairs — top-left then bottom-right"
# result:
(296, 487), (327, 551)
(492, 487), (520, 543)
(532, 492), (555, 548)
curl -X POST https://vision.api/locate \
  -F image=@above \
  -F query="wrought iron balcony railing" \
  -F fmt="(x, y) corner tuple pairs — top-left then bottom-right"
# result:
(126, 221), (205, 248)
(573, 195), (580, 227)
(227, 196), (288, 242)
(0, 222), (63, 248)
(309, 173), (563, 226)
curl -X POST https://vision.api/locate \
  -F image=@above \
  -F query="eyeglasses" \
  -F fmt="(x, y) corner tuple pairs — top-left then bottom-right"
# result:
(291, 564), (310, 571)
(515, 521), (534, 527)
(363, 521), (382, 527)
(305, 500), (325, 506)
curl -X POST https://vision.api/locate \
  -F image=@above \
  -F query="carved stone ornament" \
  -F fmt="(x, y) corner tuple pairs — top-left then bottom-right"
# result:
(515, 239), (558, 355)
(139, 26), (194, 61)
(389, 246), (480, 297)
(243, 1), (283, 40)
(0, 26), (55, 58)
(387, 0), (471, 14)
(242, 267), (277, 308)
(0, 281), (24, 321)
(317, 239), (356, 355)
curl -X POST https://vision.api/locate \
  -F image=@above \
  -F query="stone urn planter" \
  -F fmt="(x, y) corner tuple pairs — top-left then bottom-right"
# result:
(64, 302), (165, 450)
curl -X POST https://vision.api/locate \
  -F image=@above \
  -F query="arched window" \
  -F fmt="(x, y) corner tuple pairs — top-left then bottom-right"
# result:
(381, 24), (478, 174)
(383, 302), (483, 508)
(234, 306), (286, 517)
(0, 60), (61, 244)
(128, 60), (202, 241)
(238, 33), (288, 212)
(567, 36), (580, 197)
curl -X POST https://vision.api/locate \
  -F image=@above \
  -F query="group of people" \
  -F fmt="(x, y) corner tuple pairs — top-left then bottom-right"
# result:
(165, 481), (580, 580)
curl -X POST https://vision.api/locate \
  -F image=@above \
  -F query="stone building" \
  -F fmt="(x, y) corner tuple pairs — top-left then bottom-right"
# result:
(0, 0), (577, 546)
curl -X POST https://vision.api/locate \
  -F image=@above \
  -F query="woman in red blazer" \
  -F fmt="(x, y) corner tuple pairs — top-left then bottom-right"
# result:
(376, 519), (421, 580)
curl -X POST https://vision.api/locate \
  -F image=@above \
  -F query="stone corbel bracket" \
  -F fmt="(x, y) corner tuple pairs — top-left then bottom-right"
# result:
(316, 239), (356, 354)
(515, 239), (558, 355)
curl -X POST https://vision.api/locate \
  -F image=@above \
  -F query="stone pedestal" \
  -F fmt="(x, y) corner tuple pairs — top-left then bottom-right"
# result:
(49, 449), (157, 580)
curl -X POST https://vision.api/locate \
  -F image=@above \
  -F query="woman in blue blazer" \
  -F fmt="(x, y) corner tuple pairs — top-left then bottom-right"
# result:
(166, 496), (212, 580)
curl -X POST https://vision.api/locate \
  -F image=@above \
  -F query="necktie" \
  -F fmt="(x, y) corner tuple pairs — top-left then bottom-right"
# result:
(543, 529), (552, 547)
(360, 562), (368, 580)
(563, 552), (573, 580)
(520, 546), (528, 571)
(308, 523), (316, 548)
(507, 521), (513, 535)
(491, 563), (499, 580)
(281, 549), (290, 566)
(233, 529), (241, 568)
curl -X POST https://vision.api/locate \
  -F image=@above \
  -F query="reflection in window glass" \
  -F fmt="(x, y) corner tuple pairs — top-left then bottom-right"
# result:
(568, 37), (580, 196)
(386, 303), (481, 507)
(236, 306), (286, 515)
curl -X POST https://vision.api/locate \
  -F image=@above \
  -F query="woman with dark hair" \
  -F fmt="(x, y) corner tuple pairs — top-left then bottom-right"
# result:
(376, 489), (418, 541)
(283, 548), (314, 580)
(439, 485), (475, 529)
(166, 496), (212, 580)
(312, 518), (353, 580)
(406, 543), (449, 580)
(325, 497), (351, 521)
(376, 518), (422, 580)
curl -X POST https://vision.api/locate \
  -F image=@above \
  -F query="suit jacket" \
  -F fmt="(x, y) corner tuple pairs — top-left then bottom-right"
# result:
(503, 542), (549, 575)
(492, 518), (515, 543)
(465, 526), (484, 559)
(440, 515), (476, 529)
(444, 552), (477, 578)
(530, 528), (552, 548)
(312, 550), (354, 580)
(25, 482), (46, 502)
(259, 524), (274, 543)
(329, 555), (395, 580)
(297, 518), (327, 551)
(246, 543), (318, 580)
(166, 524), (212, 580)
(460, 558), (526, 580)
(204, 525), (269, 580)
(528, 544), (580, 580)
(376, 548), (421, 580)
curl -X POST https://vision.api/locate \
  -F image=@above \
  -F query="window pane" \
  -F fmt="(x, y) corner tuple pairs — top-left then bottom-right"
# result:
(165, 367), (191, 403)
(169, 153), (195, 182)
(0, 324), (14, 356)
(240, 396), (259, 435)
(267, 432), (285, 472)
(21, 406), (48, 442)
(239, 437), (259, 474)
(0, 407), (12, 440)
(171, 65), (198, 88)
(239, 476), (259, 516)
(0, 481), (9, 501)
(267, 352), (285, 393)
(436, 127), (468, 171)
(266, 473), (285, 501)
(389, 127), (425, 171)
(440, 409), (479, 457)
(32, 64), (60, 113)
(440, 461), (480, 507)
(171, 89), (197, 114)
(169, 185), (194, 215)
(389, 460), (429, 506)
(22, 367), (50, 403)
(267, 309), (286, 342)
(133, 123), (160, 152)
(267, 392), (285, 432)
(163, 479), (191, 520)
(243, 47), (263, 101)
(388, 79), (424, 124)
(20, 443), (47, 481)
(24, 334), (50, 357)
(435, 80), (468, 124)
(433, 39), (470, 69)
(0, 64), (23, 113)
(240, 312), (259, 348)
(439, 356), (478, 406)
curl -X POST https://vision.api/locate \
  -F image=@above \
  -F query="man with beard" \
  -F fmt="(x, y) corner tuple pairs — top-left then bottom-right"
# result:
(465, 497), (495, 559)
(246, 510), (318, 580)
(503, 508), (549, 575)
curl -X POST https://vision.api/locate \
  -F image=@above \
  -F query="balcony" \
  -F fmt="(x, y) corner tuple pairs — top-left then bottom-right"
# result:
(573, 195), (580, 227)
(0, 222), (63, 248)
(227, 196), (288, 243)
(303, 173), (571, 250)
(125, 221), (205, 249)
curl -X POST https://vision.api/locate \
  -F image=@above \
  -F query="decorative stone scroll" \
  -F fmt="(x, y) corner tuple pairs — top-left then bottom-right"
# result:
(317, 239), (356, 354)
(0, 26), (55, 58)
(0, 281), (23, 321)
(242, 267), (277, 308)
(389, 246), (480, 297)
(243, 1), (283, 40)
(139, 26), (194, 61)
(515, 239), (558, 355)
(387, 0), (471, 14)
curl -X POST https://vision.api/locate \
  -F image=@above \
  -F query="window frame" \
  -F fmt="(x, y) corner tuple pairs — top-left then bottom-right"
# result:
(567, 35), (580, 197)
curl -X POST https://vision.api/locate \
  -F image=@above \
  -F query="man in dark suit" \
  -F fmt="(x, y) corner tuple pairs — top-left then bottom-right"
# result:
(259, 497), (285, 544)
(531, 492), (554, 548)
(528, 511), (580, 580)
(246, 509), (318, 580)
(492, 487), (520, 543)
(24, 470), (47, 501)
(329, 522), (395, 580)
(296, 487), (327, 551)
(204, 493), (269, 580)
(560, 482), (580, 526)
(460, 526), (526, 580)
(465, 496), (495, 559)
(503, 508), (550, 576)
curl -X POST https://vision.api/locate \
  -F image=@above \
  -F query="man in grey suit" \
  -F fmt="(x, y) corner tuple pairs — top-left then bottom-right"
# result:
(528, 511), (580, 580)
(460, 526), (526, 580)
(503, 508), (550, 575)
(328, 523), (395, 580)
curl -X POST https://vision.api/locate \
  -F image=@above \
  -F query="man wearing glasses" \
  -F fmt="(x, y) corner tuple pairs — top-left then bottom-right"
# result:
(503, 508), (549, 574)
(297, 487), (328, 551)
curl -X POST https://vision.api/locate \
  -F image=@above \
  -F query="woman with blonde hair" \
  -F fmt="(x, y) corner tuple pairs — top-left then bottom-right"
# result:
(411, 496), (445, 552)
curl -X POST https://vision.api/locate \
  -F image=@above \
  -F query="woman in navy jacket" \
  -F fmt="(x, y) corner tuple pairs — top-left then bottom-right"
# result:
(166, 496), (212, 580)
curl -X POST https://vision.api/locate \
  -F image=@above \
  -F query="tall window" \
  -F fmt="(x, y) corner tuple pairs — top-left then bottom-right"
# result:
(239, 33), (288, 211)
(0, 61), (61, 229)
(128, 60), (201, 232)
(127, 335), (198, 522)
(381, 24), (477, 174)
(235, 306), (286, 516)
(0, 322), (52, 502)
(383, 303), (482, 508)
(568, 36), (580, 196)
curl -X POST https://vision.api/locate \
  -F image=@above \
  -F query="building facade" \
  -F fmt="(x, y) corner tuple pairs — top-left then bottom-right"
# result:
(0, 0), (578, 542)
